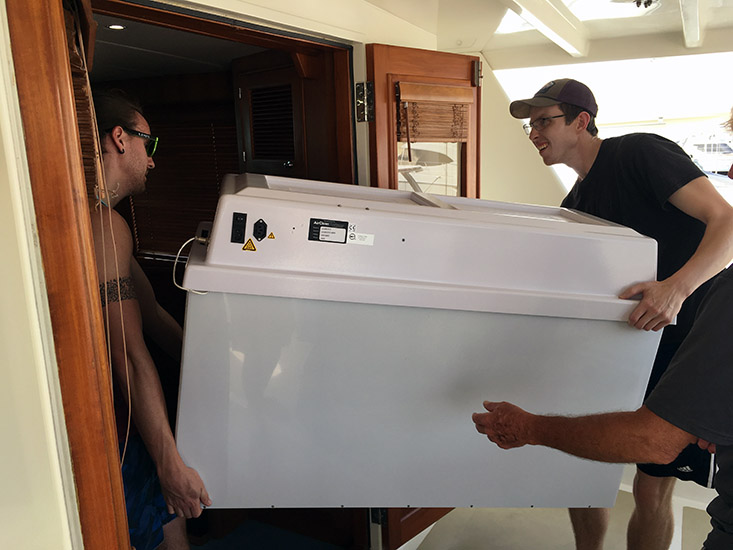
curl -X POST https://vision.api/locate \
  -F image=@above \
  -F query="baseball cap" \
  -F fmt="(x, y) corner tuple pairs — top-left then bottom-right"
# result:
(509, 78), (598, 119)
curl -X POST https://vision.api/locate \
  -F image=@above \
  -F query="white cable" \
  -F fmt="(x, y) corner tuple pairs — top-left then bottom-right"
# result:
(173, 237), (208, 295)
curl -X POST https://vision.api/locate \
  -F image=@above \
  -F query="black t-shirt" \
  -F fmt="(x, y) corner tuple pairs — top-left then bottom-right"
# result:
(561, 133), (713, 393)
(645, 267), (733, 549)
(561, 133), (706, 281)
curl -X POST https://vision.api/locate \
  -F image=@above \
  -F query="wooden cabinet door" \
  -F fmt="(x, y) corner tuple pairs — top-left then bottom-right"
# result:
(234, 51), (308, 178)
(365, 43), (479, 549)
(366, 44), (481, 198)
(233, 48), (355, 183)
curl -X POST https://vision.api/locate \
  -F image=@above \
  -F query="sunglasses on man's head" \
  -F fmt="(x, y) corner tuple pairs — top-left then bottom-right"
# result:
(121, 126), (159, 157)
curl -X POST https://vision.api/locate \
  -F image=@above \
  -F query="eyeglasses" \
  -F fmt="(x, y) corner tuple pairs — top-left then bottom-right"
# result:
(119, 126), (159, 157)
(522, 114), (566, 135)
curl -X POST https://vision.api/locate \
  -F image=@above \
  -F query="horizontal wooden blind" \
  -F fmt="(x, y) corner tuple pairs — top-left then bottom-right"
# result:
(396, 82), (473, 143)
(397, 102), (468, 143)
(66, 8), (103, 202)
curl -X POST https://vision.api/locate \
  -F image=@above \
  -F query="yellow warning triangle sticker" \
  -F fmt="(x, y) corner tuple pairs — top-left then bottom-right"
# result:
(268, 232), (275, 239)
(243, 238), (257, 251)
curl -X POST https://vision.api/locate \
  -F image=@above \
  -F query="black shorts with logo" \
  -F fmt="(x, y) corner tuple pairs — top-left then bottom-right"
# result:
(638, 444), (716, 488)
(638, 276), (719, 488)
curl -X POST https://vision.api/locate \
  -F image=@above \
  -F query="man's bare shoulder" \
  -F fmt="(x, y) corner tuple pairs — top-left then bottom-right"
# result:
(89, 204), (129, 233)
(89, 206), (134, 279)
(89, 206), (133, 252)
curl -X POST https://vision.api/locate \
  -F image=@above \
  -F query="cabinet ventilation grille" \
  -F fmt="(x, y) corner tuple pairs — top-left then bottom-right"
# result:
(251, 84), (295, 160)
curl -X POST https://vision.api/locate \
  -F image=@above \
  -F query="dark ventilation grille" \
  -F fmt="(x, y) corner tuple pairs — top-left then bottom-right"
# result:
(251, 84), (295, 159)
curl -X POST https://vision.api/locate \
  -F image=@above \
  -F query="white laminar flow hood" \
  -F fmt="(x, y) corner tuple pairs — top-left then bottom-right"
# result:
(176, 173), (662, 509)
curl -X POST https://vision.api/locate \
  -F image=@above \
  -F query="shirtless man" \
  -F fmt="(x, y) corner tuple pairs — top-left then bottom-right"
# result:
(90, 89), (211, 550)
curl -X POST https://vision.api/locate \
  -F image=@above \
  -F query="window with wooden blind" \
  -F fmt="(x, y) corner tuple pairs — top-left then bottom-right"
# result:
(396, 82), (473, 142)
(366, 44), (481, 198)
(395, 81), (475, 196)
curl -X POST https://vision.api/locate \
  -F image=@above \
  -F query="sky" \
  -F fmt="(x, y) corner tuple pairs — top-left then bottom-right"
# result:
(494, 52), (733, 189)
(494, 52), (733, 124)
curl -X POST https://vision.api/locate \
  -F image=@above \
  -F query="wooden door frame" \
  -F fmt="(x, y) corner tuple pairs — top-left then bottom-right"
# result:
(6, 0), (130, 548)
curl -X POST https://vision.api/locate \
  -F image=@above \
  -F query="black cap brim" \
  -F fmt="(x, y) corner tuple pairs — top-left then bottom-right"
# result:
(509, 97), (562, 119)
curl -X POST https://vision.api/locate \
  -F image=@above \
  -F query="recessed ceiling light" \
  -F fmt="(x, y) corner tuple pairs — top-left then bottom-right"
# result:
(107, 24), (126, 31)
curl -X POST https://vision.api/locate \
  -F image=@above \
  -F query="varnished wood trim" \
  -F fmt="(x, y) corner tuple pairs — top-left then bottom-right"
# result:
(333, 48), (356, 184)
(76, 0), (97, 68)
(366, 44), (390, 189)
(6, 0), (129, 548)
(292, 51), (322, 79)
(473, 82), (481, 199)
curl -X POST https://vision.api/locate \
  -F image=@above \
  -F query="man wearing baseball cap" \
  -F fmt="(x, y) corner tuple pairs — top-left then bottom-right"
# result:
(504, 80), (733, 550)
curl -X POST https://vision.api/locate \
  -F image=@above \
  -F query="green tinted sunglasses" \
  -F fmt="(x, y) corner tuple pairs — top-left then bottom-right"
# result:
(120, 126), (159, 157)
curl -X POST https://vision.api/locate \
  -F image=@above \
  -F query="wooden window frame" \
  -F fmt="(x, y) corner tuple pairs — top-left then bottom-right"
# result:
(366, 44), (481, 198)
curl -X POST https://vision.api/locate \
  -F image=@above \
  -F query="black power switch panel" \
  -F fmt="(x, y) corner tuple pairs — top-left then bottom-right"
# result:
(231, 212), (246, 243)
(253, 219), (267, 241)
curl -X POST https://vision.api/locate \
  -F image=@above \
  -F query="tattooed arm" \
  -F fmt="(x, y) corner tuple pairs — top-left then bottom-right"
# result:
(99, 274), (138, 308)
(90, 207), (211, 518)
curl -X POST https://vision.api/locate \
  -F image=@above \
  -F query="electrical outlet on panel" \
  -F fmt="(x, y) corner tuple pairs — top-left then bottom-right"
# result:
(253, 219), (267, 241)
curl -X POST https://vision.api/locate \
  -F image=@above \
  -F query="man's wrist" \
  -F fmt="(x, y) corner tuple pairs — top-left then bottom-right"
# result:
(157, 447), (185, 480)
(524, 412), (542, 446)
(664, 273), (696, 301)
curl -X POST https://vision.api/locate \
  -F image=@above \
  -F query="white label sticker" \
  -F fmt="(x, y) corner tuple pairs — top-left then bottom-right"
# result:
(319, 226), (347, 243)
(348, 233), (375, 246)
